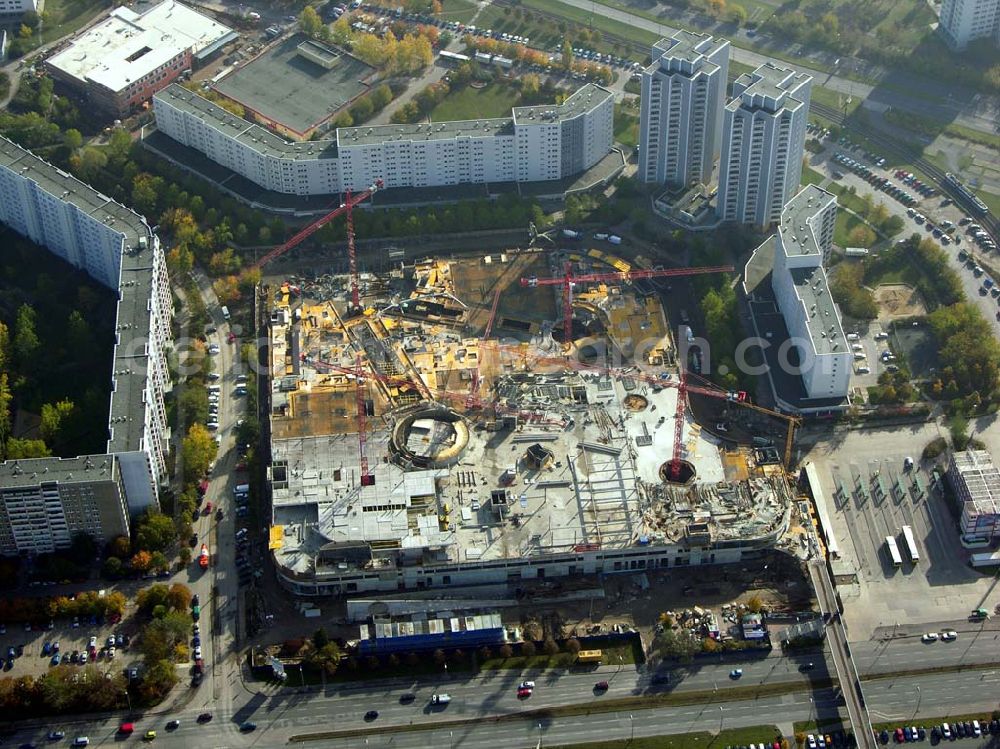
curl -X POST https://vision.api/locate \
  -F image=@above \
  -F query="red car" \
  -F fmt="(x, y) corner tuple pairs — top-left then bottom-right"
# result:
(227, 332), (237, 343)
(517, 687), (532, 699)
(204, 501), (213, 515)
(895, 728), (904, 743)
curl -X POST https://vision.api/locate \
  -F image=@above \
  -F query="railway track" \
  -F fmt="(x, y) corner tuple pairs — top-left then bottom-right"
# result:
(810, 101), (999, 241)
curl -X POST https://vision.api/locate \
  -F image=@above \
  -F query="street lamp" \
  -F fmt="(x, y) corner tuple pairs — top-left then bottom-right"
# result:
(629, 713), (634, 743)
(122, 688), (132, 714)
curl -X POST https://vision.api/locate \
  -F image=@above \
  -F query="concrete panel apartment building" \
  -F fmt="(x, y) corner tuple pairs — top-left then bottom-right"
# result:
(937, 0), (1000, 50)
(152, 82), (615, 195)
(639, 31), (730, 189)
(0, 135), (172, 555)
(717, 62), (812, 228)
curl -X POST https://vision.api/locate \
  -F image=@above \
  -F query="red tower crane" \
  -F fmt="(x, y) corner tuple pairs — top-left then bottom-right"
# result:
(354, 353), (375, 487)
(520, 263), (735, 343)
(253, 180), (383, 306)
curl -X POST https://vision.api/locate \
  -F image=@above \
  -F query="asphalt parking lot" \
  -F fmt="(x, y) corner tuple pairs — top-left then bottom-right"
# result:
(1, 617), (140, 680)
(805, 424), (997, 638)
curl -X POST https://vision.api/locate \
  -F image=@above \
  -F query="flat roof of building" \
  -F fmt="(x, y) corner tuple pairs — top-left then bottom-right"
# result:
(788, 264), (845, 357)
(779, 185), (836, 258)
(951, 450), (1000, 514)
(338, 117), (514, 146)
(0, 454), (118, 489)
(212, 33), (375, 135)
(648, 30), (727, 76)
(0, 135), (156, 455)
(729, 61), (811, 114)
(512, 83), (612, 125)
(47, 1), (235, 94)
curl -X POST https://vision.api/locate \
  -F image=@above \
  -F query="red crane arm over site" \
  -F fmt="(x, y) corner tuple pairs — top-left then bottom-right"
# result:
(520, 263), (735, 342)
(254, 180), (383, 311)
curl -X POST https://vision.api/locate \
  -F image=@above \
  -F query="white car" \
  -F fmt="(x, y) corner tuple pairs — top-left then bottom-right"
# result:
(518, 680), (535, 690)
(921, 632), (938, 642)
(807, 736), (817, 749)
(940, 630), (958, 641)
(208, 344), (221, 355)
(193, 646), (202, 659)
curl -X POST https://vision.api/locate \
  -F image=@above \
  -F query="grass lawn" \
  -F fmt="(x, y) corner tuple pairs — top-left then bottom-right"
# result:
(548, 726), (785, 749)
(37, 0), (111, 46)
(801, 164), (826, 188)
(429, 82), (521, 121)
(974, 188), (1000, 217)
(834, 211), (865, 248)
(440, 0), (480, 23)
(614, 104), (639, 148)
(520, 0), (659, 53)
(810, 85), (863, 117)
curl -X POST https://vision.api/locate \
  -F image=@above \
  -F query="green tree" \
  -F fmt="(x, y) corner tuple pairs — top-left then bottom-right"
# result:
(63, 128), (83, 152)
(40, 399), (75, 444)
(299, 5), (324, 37)
(106, 128), (133, 165)
(561, 39), (574, 69)
(308, 642), (342, 675)
(135, 510), (178, 552)
(4, 438), (49, 459)
(102, 556), (124, 578)
(654, 628), (700, 662)
(182, 423), (218, 484)
(13, 303), (39, 366)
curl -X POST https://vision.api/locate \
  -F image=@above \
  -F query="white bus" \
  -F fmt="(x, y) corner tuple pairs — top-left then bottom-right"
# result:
(886, 536), (903, 567)
(901, 525), (920, 564)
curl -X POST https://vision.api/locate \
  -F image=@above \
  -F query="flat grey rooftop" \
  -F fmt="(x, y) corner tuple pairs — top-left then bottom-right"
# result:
(512, 83), (612, 125)
(789, 264), (843, 357)
(338, 117), (513, 147)
(779, 185), (835, 258)
(212, 33), (375, 135)
(650, 30), (726, 76)
(0, 454), (118, 489)
(730, 61), (811, 114)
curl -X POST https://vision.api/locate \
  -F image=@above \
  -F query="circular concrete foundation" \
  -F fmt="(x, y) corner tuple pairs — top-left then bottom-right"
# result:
(624, 394), (649, 412)
(660, 459), (696, 485)
(390, 407), (470, 469)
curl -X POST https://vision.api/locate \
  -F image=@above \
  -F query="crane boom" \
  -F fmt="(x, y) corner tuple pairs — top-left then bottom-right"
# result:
(520, 262), (735, 345)
(355, 353), (375, 486)
(253, 180), (382, 269)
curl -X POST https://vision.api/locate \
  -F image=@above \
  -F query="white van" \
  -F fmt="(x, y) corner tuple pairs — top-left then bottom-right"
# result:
(221, 306), (230, 321)
(856, 366), (871, 375)
(431, 694), (451, 704)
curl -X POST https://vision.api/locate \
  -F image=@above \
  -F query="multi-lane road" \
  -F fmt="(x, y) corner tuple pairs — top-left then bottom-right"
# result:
(8, 629), (1000, 748)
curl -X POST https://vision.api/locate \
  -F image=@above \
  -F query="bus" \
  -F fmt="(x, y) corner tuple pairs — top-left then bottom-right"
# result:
(901, 525), (920, 564)
(576, 650), (603, 664)
(886, 536), (902, 567)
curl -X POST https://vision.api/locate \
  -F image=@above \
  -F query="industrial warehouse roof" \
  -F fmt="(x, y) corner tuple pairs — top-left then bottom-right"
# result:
(47, 1), (235, 94)
(951, 450), (1000, 516)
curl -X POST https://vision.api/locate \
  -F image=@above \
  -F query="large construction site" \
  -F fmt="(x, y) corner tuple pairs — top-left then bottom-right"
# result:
(262, 217), (797, 596)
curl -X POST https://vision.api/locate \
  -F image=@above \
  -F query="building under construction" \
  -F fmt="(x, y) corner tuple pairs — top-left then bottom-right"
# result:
(265, 247), (795, 596)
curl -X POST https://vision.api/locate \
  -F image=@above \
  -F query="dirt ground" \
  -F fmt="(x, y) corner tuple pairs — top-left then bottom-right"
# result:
(509, 552), (815, 644)
(873, 283), (928, 319)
